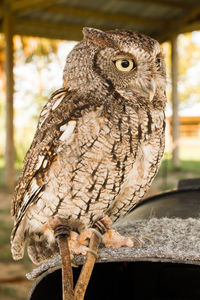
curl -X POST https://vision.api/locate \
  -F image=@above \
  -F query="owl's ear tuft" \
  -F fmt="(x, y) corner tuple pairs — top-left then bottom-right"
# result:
(83, 27), (103, 38)
(82, 27), (114, 48)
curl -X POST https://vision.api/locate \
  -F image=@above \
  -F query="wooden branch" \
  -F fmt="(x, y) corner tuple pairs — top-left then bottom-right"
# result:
(49, 218), (74, 300)
(74, 232), (101, 300)
(57, 234), (74, 300)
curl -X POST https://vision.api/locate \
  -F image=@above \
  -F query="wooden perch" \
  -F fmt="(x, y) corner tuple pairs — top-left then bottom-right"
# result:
(74, 232), (101, 300)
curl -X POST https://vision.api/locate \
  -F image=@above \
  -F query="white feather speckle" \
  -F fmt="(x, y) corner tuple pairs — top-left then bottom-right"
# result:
(36, 155), (45, 170)
(59, 120), (76, 142)
(52, 97), (63, 110)
(40, 109), (48, 116)
(43, 160), (48, 168)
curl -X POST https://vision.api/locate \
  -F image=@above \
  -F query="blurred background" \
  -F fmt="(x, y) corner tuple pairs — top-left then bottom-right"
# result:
(0, 0), (200, 299)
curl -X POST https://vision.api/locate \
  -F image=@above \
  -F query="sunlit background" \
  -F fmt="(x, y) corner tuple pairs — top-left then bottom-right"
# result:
(1, 31), (200, 189)
(0, 30), (200, 299)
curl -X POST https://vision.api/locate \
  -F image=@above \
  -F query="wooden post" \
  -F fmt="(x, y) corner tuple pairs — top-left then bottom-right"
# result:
(3, 13), (15, 190)
(171, 35), (181, 168)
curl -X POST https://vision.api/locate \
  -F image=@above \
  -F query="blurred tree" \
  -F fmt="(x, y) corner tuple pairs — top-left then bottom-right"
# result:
(0, 34), (6, 159)
(13, 36), (64, 165)
(162, 32), (200, 168)
(0, 35), (65, 167)
(162, 32), (200, 104)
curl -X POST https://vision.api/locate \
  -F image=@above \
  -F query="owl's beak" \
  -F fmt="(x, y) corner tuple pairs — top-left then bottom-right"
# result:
(149, 78), (156, 102)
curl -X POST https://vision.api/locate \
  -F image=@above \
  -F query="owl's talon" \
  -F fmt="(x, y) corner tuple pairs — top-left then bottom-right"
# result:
(94, 220), (107, 234)
(139, 235), (154, 245)
(90, 228), (102, 242)
(130, 236), (142, 246)
(72, 262), (78, 268)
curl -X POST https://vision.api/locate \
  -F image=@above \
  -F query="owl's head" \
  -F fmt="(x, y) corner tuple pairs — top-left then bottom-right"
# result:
(63, 28), (166, 102)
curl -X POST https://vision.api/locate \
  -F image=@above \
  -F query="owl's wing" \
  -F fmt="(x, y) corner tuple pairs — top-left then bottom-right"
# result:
(11, 87), (76, 226)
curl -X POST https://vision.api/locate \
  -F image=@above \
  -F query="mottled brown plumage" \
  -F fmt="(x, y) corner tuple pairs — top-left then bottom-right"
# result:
(11, 28), (166, 265)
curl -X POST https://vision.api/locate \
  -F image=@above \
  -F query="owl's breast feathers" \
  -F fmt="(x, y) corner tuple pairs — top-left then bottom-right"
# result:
(11, 88), (165, 237)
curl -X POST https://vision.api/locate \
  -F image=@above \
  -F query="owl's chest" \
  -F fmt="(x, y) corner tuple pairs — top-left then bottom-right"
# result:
(58, 105), (164, 175)
(38, 105), (165, 225)
(137, 106), (165, 141)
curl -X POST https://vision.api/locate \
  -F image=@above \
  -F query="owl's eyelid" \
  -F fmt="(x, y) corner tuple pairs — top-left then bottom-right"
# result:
(112, 54), (135, 62)
(112, 58), (136, 67)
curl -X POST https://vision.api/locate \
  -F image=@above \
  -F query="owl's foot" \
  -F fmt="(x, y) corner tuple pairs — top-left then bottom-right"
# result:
(102, 228), (138, 248)
(49, 217), (74, 300)
(68, 229), (102, 259)
(96, 215), (140, 248)
(68, 230), (90, 259)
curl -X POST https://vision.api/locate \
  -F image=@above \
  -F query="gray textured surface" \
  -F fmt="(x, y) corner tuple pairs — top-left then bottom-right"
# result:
(27, 217), (200, 280)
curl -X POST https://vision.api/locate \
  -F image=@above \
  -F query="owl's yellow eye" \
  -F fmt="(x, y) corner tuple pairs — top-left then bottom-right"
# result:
(115, 59), (135, 72)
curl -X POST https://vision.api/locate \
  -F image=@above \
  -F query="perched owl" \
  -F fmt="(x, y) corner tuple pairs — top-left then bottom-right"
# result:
(11, 28), (166, 265)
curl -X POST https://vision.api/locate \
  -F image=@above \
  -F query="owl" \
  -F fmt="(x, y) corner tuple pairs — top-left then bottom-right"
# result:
(11, 28), (166, 265)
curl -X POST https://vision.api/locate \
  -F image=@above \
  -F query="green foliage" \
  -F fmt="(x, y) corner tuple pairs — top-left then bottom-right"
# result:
(0, 286), (17, 298)
(156, 157), (200, 191)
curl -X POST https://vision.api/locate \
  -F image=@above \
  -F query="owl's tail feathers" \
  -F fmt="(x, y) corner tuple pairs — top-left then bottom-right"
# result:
(11, 219), (26, 262)
(27, 231), (59, 265)
(11, 222), (59, 265)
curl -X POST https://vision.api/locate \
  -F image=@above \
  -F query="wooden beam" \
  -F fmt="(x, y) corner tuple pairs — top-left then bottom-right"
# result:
(180, 21), (200, 34)
(45, 5), (165, 27)
(117, 0), (192, 9)
(156, 5), (200, 41)
(3, 12), (15, 189)
(171, 35), (180, 168)
(15, 15), (156, 40)
(0, 4), (5, 18)
(14, 18), (84, 38)
(10, 0), (65, 13)
(12, 15), (164, 41)
(168, 4), (200, 35)
(14, 18), (85, 40)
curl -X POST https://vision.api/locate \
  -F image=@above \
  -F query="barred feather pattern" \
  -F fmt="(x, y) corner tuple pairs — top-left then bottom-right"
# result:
(11, 28), (166, 264)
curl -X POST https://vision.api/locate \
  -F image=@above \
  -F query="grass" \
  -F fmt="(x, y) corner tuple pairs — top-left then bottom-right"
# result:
(158, 158), (200, 176)
(0, 286), (17, 299)
(155, 153), (200, 191)
(0, 181), (32, 300)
